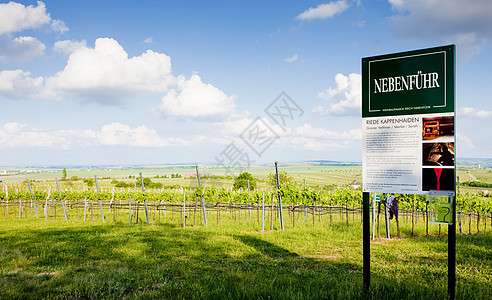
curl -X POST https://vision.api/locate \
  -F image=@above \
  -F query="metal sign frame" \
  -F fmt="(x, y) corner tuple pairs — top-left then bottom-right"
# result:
(362, 45), (456, 299)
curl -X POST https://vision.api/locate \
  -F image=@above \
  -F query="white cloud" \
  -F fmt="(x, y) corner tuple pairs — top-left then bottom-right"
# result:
(388, 0), (404, 8)
(316, 73), (361, 116)
(216, 114), (288, 138)
(447, 32), (486, 61)
(295, 124), (361, 140)
(284, 54), (298, 63)
(388, 0), (492, 59)
(215, 113), (254, 136)
(215, 116), (361, 152)
(456, 133), (475, 149)
(50, 19), (68, 34)
(45, 38), (175, 103)
(458, 107), (492, 119)
(269, 124), (361, 151)
(0, 122), (77, 149)
(1, 37), (236, 115)
(0, 36), (45, 62)
(53, 39), (87, 54)
(144, 37), (153, 44)
(0, 69), (44, 98)
(279, 137), (354, 151)
(296, 1), (350, 20)
(158, 74), (236, 119)
(0, 1), (51, 35)
(0, 122), (190, 149)
(97, 122), (189, 147)
(0, 1), (67, 62)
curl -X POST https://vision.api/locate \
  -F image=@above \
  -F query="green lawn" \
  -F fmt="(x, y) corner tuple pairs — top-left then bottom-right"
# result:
(0, 210), (490, 299)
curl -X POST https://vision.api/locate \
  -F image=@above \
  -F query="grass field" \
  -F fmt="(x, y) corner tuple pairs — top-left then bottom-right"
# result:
(0, 164), (490, 299)
(1, 209), (490, 299)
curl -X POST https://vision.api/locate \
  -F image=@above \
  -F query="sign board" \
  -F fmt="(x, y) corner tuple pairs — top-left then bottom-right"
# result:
(428, 191), (454, 225)
(362, 45), (457, 299)
(362, 45), (455, 195)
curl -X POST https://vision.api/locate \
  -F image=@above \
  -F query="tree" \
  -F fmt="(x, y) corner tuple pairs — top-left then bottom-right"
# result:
(136, 177), (163, 189)
(62, 168), (67, 181)
(83, 178), (94, 187)
(233, 172), (257, 190)
(268, 171), (295, 188)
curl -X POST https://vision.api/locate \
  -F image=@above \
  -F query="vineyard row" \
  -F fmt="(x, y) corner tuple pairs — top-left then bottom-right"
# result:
(2, 196), (491, 236)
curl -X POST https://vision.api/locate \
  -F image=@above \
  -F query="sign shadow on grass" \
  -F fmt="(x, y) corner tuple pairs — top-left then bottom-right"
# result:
(233, 235), (298, 258)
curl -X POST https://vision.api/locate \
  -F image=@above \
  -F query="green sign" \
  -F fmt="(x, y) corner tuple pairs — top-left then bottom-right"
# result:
(428, 193), (454, 225)
(362, 45), (455, 117)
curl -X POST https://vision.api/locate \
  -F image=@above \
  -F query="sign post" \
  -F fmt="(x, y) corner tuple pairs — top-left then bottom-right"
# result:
(371, 194), (380, 240)
(362, 45), (456, 298)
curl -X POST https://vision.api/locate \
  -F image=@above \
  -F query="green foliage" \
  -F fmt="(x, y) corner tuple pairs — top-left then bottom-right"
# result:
(83, 178), (94, 187)
(233, 172), (257, 190)
(115, 181), (134, 188)
(62, 168), (67, 181)
(137, 177), (163, 189)
(112, 178), (165, 189)
(202, 174), (233, 180)
(268, 171), (295, 188)
(461, 180), (492, 188)
(0, 179), (490, 213)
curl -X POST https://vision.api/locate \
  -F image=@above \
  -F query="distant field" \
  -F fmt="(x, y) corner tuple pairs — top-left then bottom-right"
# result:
(2, 164), (491, 194)
(0, 163), (363, 189)
(456, 167), (492, 193)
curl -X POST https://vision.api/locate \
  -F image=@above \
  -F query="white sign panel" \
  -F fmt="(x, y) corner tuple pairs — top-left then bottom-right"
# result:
(362, 113), (454, 194)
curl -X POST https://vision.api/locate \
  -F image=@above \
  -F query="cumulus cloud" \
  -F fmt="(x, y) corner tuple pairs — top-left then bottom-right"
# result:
(456, 133), (475, 149)
(53, 39), (87, 54)
(0, 1), (67, 62)
(0, 122), (189, 149)
(447, 32), (486, 61)
(215, 113), (254, 136)
(279, 137), (354, 151)
(0, 70), (44, 98)
(215, 115), (361, 152)
(0, 1), (51, 35)
(50, 19), (69, 34)
(0, 36), (45, 62)
(458, 107), (492, 119)
(284, 54), (298, 63)
(158, 74), (236, 119)
(97, 122), (189, 147)
(217, 114), (288, 138)
(268, 124), (362, 151)
(295, 124), (361, 140)
(0, 122), (78, 149)
(296, 1), (350, 20)
(1, 37), (237, 118)
(388, 0), (492, 60)
(45, 38), (175, 103)
(316, 73), (361, 116)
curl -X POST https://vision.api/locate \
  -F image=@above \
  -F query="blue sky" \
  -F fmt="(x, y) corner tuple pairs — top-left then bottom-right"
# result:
(0, 0), (491, 168)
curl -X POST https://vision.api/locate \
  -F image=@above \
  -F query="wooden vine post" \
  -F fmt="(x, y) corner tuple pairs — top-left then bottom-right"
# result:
(94, 176), (105, 223)
(274, 162), (284, 230)
(195, 166), (207, 226)
(139, 173), (150, 224)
